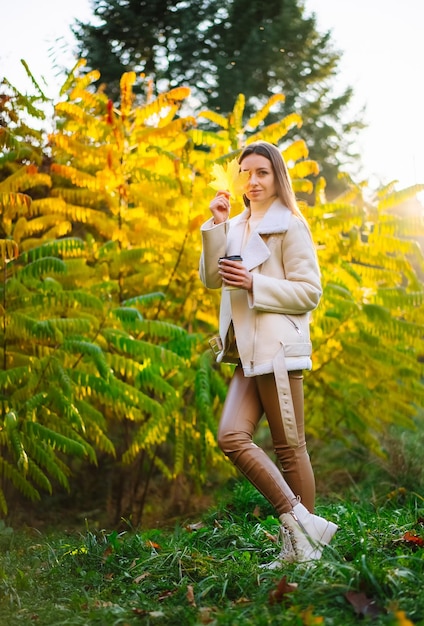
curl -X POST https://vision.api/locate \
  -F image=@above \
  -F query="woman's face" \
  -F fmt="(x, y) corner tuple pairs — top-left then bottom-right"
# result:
(240, 153), (277, 208)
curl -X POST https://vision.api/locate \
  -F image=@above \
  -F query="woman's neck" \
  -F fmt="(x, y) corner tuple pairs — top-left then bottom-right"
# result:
(250, 197), (276, 215)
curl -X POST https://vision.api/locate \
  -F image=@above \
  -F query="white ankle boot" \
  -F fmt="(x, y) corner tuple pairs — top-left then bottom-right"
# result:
(279, 502), (338, 562)
(262, 526), (296, 570)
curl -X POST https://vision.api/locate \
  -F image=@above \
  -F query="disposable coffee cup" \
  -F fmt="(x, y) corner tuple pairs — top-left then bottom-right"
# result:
(218, 255), (243, 290)
(218, 255), (243, 262)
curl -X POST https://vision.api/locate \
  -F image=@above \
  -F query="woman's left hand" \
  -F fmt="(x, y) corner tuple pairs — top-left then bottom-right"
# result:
(218, 259), (253, 292)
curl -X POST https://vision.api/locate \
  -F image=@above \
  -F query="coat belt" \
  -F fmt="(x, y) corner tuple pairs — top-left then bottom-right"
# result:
(272, 346), (299, 448)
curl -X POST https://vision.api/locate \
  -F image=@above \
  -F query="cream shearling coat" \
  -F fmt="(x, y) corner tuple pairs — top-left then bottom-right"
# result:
(199, 199), (322, 378)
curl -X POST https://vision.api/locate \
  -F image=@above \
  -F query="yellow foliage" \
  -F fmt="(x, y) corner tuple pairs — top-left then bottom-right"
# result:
(0, 238), (19, 263)
(282, 139), (309, 162)
(230, 93), (245, 130)
(55, 102), (91, 125)
(198, 109), (229, 129)
(289, 159), (320, 179)
(247, 113), (302, 145)
(7, 64), (422, 463)
(292, 179), (314, 195)
(246, 93), (286, 130)
(51, 165), (100, 191)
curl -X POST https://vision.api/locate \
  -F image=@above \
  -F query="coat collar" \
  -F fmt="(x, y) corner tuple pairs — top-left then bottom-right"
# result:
(226, 200), (292, 271)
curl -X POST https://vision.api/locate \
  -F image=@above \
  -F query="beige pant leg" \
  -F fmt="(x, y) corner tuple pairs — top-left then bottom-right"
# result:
(256, 371), (316, 513)
(218, 366), (299, 515)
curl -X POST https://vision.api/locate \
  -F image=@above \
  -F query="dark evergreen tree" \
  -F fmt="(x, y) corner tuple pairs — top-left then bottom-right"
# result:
(72, 0), (364, 194)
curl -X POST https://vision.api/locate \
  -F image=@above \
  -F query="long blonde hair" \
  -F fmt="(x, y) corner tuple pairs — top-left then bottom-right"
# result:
(238, 141), (306, 223)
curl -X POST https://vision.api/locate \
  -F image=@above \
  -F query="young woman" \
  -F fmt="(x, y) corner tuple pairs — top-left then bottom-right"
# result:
(199, 141), (337, 566)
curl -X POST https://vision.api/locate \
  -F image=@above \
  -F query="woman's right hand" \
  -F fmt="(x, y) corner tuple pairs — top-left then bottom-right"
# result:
(209, 190), (231, 224)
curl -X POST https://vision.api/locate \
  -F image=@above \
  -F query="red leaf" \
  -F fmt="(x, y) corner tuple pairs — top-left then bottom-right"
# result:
(403, 531), (424, 548)
(269, 575), (298, 606)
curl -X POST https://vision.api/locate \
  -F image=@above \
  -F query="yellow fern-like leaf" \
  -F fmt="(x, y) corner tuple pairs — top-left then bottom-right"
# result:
(166, 87), (191, 101)
(188, 128), (228, 148)
(289, 160), (320, 179)
(209, 158), (249, 199)
(282, 140), (309, 163)
(292, 179), (314, 194)
(74, 69), (102, 91)
(0, 191), (32, 212)
(120, 71), (136, 118)
(246, 94), (286, 130)
(69, 86), (107, 110)
(133, 88), (189, 127)
(138, 117), (196, 142)
(0, 167), (51, 196)
(0, 238), (19, 262)
(231, 93), (245, 130)
(54, 102), (90, 125)
(59, 58), (87, 96)
(247, 113), (302, 145)
(198, 110), (229, 129)
(51, 165), (100, 191)
(378, 184), (424, 210)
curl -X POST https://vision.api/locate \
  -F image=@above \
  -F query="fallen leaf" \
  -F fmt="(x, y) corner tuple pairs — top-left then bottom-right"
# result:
(133, 572), (150, 584)
(185, 521), (205, 532)
(186, 584), (196, 607)
(102, 545), (113, 561)
(402, 531), (424, 548)
(345, 590), (383, 618)
(263, 529), (279, 544)
(198, 607), (216, 624)
(146, 540), (161, 549)
(158, 589), (177, 602)
(252, 505), (261, 518)
(132, 608), (148, 616)
(269, 575), (298, 606)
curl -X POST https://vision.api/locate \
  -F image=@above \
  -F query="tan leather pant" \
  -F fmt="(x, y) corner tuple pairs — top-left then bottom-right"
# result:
(218, 366), (316, 515)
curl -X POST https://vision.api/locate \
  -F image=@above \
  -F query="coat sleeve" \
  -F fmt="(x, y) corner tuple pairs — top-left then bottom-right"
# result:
(199, 218), (229, 289)
(250, 217), (322, 314)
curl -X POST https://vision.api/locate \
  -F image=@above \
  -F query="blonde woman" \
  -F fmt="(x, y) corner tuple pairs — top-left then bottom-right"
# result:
(199, 141), (337, 566)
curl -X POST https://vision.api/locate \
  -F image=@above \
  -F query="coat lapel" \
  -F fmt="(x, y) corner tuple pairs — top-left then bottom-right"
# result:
(227, 200), (292, 271)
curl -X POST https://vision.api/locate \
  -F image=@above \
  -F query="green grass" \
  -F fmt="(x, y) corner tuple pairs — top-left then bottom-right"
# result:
(0, 482), (423, 625)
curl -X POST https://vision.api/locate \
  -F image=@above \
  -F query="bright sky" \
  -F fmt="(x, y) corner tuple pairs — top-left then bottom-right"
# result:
(1, 0), (423, 191)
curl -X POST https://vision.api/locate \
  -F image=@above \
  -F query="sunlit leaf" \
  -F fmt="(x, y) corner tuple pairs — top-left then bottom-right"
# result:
(208, 158), (249, 199)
